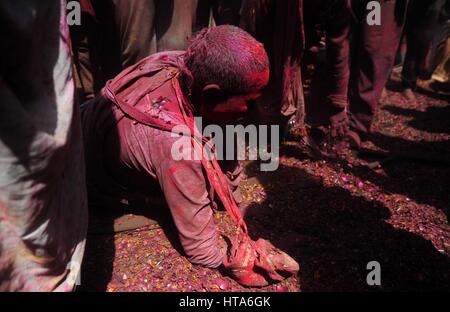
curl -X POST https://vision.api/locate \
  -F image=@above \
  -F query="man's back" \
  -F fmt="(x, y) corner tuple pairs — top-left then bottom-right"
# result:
(80, 54), (227, 268)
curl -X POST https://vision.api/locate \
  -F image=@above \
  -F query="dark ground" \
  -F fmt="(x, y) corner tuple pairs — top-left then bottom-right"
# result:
(79, 76), (450, 292)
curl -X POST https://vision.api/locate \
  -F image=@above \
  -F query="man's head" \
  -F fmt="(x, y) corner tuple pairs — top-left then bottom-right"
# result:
(183, 25), (270, 124)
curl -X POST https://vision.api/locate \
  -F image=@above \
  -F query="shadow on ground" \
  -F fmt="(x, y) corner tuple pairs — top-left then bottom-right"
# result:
(243, 154), (450, 291)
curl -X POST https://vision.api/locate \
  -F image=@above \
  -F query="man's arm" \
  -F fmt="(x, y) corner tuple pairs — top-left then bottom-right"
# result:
(154, 139), (227, 268)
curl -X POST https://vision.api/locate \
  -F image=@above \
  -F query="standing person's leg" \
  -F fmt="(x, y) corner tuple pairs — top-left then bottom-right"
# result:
(323, 1), (357, 143)
(70, 13), (97, 103)
(274, 0), (305, 124)
(350, 0), (408, 132)
(240, 0), (305, 137)
(155, 0), (198, 52)
(304, 0), (359, 150)
(71, 0), (124, 102)
(400, 0), (420, 90)
(402, 26), (422, 91)
(326, 1), (352, 114)
(401, 0), (444, 94)
(112, 0), (156, 68)
(71, 0), (110, 103)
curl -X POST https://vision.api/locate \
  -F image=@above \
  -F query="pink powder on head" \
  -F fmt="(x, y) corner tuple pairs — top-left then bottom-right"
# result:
(245, 68), (270, 92)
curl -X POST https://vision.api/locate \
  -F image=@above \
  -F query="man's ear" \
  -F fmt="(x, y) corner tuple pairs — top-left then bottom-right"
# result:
(201, 84), (223, 104)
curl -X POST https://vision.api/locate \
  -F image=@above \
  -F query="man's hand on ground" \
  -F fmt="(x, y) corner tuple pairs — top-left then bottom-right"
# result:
(222, 235), (299, 287)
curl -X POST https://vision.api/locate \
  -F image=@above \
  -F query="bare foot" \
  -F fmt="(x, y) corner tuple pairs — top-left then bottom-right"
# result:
(402, 88), (417, 104)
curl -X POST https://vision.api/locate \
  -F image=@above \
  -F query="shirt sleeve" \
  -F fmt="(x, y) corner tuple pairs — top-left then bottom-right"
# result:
(154, 136), (226, 268)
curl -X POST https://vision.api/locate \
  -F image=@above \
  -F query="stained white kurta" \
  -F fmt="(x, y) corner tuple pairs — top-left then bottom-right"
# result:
(0, 0), (88, 291)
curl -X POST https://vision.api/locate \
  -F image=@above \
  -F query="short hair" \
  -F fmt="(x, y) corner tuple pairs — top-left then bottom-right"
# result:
(183, 25), (269, 95)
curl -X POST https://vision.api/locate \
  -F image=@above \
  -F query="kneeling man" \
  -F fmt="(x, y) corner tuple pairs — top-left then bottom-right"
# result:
(81, 25), (298, 287)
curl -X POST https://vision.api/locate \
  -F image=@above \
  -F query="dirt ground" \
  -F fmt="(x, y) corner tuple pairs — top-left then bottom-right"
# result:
(78, 77), (450, 292)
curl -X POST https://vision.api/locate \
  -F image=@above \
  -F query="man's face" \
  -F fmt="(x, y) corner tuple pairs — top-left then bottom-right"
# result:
(200, 68), (270, 125)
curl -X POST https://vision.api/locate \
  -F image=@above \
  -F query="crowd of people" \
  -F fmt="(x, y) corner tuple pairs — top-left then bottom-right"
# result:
(0, 0), (449, 291)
